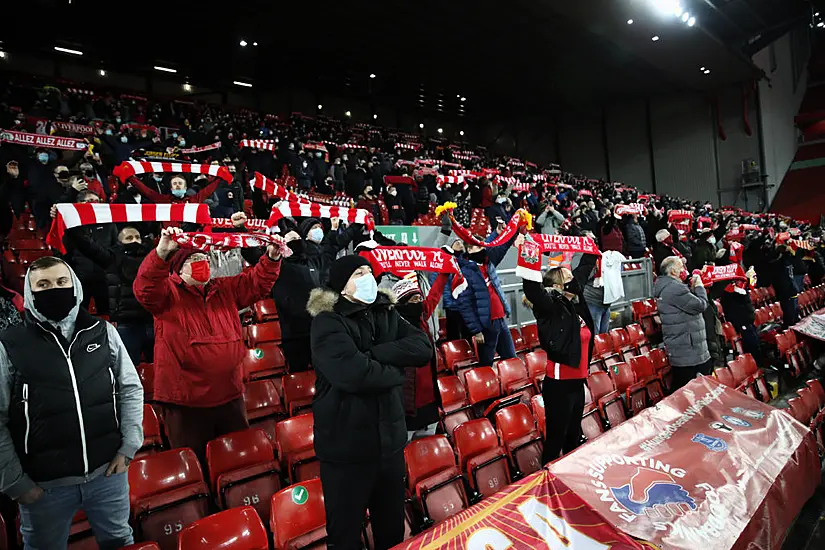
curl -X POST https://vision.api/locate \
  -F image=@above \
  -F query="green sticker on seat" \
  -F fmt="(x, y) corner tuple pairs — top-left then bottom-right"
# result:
(291, 485), (308, 505)
(612, 365), (619, 375)
(254, 348), (264, 359)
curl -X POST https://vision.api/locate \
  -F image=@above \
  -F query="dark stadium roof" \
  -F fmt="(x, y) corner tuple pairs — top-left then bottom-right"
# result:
(6, 0), (813, 118)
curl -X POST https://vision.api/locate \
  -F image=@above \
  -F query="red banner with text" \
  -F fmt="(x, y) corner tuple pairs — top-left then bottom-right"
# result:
(550, 377), (819, 550)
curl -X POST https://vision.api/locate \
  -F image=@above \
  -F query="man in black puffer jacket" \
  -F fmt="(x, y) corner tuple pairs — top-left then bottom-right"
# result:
(307, 255), (432, 550)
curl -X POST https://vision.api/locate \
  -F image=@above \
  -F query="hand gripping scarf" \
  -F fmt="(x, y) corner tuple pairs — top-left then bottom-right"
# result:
(113, 160), (233, 183)
(267, 201), (375, 231)
(615, 203), (648, 216)
(358, 246), (467, 298)
(668, 209), (694, 234)
(435, 203), (532, 248)
(171, 232), (292, 256)
(699, 263), (747, 287)
(516, 234), (601, 283)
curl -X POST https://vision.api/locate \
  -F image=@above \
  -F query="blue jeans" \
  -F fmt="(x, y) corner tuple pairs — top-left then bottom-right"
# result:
(19, 471), (133, 550)
(117, 322), (155, 365)
(588, 304), (611, 335)
(477, 318), (516, 367)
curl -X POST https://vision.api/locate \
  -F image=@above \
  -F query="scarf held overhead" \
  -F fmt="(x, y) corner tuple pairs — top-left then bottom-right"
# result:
(249, 172), (310, 203)
(516, 234), (601, 282)
(267, 200), (375, 231)
(172, 232), (292, 256)
(359, 247), (467, 298)
(436, 203), (531, 248)
(113, 160), (233, 183)
(0, 129), (88, 150)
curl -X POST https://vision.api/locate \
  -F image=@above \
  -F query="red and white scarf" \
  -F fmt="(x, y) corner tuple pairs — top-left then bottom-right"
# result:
(699, 263), (747, 287)
(239, 139), (276, 151)
(615, 203), (647, 216)
(249, 172), (310, 204)
(516, 234), (601, 282)
(447, 209), (528, 248)
(267, 201), (375, 231)
(0, 129), (88, 151)
(668, 209), (694, 234)
(51, 121), (96, 135)
(180, 142), (222, 154)
(172, 232), (291, 256)
(209, 217), (271, 232)
(395, 142), (422, 151)
(113, 161), (233, 183)
(359, 246), (467, 298)
(789, 239), (814, 252)
(47, 203), (210, 253)
(120, 123), (158, 134)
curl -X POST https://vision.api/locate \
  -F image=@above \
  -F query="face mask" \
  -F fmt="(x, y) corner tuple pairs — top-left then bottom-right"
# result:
(119, 135), (128, 144)
(153, 174), (163, 182)
(564, 279), (582, 296)
(468, 250), (487, 264)
(388, 188), (397, 197)
(37, 153), (49, 164)
(315, 152), (322, 158)
(287, 240), (305, 255)
(302, 161), (308, 168)
(116, 117), (122, 124)
(496, 197), (507, 204)
(178, 140), (186, 147)
(122, 242), (145, 255)
(397, 302), (423, 324)
(352, 274), (378, 304)
(707, 236), (717, 245)
(33, 286), (75, 323)
(187, 260), (211, 284)
(308, 227), (324, 242)
(105, 129), (113, 136)
(172, 133), (178, 139)
(171, 189), (186, 198)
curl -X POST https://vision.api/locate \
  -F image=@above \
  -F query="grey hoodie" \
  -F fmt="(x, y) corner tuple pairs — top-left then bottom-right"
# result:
(0, 260), (143, 500)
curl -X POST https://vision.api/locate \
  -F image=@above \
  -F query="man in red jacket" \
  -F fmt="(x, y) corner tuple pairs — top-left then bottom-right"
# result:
(133, 226), (283, 463)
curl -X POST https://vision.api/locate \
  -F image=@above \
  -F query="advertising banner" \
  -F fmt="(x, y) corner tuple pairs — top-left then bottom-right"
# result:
(550, 377), (819, 550)
(793, 309), (825, 342)
(395, 470), (648, 549)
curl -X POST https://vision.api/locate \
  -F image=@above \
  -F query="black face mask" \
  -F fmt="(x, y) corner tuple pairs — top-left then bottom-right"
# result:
(287, 240), (305, 256)
(33, 287), (75, 322)
(396, 302), (423, 325)
(564, 278), (582, 296)
(122, 242), (146, 256)
(468, 250), (487, 264)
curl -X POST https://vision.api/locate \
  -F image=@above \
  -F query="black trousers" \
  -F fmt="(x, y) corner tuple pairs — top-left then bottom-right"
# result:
(445, 308), (470, 342)
(671, 359), (713, 392)
(320, 452), (406, 550)
(541, 377), (585, 464)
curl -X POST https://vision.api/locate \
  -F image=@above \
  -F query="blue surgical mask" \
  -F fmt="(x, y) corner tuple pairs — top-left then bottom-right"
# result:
(153, 174), (163, 182)
(116, 117), (122, 124)
(178, 140), (186, 147)
(308, 227), (323, 242)
(352, 274), (378, 304)
(172, 133), (178, 139)
(37, 153), (49, 164)
(171, 189), (186, 198)
(105, 129), (113, 136)
(120, 135), (128, 143)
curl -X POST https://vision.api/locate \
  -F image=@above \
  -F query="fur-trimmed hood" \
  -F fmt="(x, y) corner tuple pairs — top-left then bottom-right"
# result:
(307, 287), (396, 317)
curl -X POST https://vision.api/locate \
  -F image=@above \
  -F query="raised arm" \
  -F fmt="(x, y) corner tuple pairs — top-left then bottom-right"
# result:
(192, 176), (221, 204)
(668, 282), (709, 315)
(227, 245), (282, 309)
(422, 272), (449, 320)
(133, 227), (179, 314)
(127, 175), (169, 204)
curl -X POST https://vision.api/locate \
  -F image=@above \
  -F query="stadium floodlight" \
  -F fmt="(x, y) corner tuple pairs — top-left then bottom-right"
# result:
(54, 46), (83, 56)
(154, 66), (177, 73)
(459, 130), (465, 136)
(627, 19), (634, 25)
(99, 69), (106, 77)
(373, 114), (378, 119)
(370, 73), (376, 79)
(317, 104), (323, 109)
(0, 51), (6, 59)
(688, 16), (696, 27)
(239, 40), (248, 47)
(183, 83), (192, 91)
(345, 111), (352, 117)
(703, 69), (710, 75)
(438, 128), (443, 134)
(419, 123), (424, 129)
(652, 35), (660, 41)
(233, 80), (252, 87)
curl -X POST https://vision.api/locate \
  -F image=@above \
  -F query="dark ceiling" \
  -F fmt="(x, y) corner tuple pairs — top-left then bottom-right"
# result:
(2, 0), (814, 119)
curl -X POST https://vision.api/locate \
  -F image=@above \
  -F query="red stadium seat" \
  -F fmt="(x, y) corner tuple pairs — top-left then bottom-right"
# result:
(206, 428), (281, 522)
(787, 397), (812, 425)
(282, 371), (317, 416)
(776, 331), (803, 376)
(629, 355), (664, 405)
(453, 419), (511, 500)
(16, 249), (48, 266)
(524, 350), (547, 389)
(241, 342), (287, 381)
(129, 449), (210, 550)
(741, 353), (771, 403)
(769, 302), (783, 325)
(463, 367), (520, 419)
(138, 404), (163, 457)
(509, 327), (528, 353)
(609, 362), (646, 415)
(274, 413), (319, 484)
(587, 372), (627, 429)
(495, 357), (535, 400)
(437, 375), (475, 439)
(243, 380), (286, 441)
(714, 367), (736, 388)
(122, 544), (161, 550)
(728, 355), (759, 400)
(441, 340), (477, 372)
(136, 362), (154, 401)
(625, 324), (651, 355)
(647, 348), (672, 392)
(247, 321), (282, 347)
(252, 298), (278, 322)
(494, 404), (544, 478)
(404, 435), (469, 526)
(531, 394), (546, 439)
(178, 506), (269, 550)
(806, 379), (825, 410)
(270, 479), (327, 550)
(9, 238), (47, 251)
(609, 328), (636, 362)
(521, 324), (540, 349)
(581, 401), (605, 442)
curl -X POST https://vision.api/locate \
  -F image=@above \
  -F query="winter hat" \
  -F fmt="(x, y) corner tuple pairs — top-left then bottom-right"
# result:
(168, 249), (202, 274)
(392, 274), (422, 302)
(328, 255), (370, 293)
(298, 217), (322, 239)
(655, 229), (671, 243)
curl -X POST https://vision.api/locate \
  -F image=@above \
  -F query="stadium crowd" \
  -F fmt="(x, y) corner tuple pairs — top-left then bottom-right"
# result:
(0, 77), (823, 550)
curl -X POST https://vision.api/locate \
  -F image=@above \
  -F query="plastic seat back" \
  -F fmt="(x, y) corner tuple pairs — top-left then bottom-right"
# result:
(16, 249), (48, 265)
(403, 435), (468, 523)
(631, 300), (648, 321)
(9, 238), (47, 251)
(253, 298), (279, 322)
(586, 371), (615, 402)
(797, 387), (819, 421)
(464, 367), (501, 405)
(787, 397), (811, 424)
(714, 367), (736, 388)
(648, 348), (669, 372)
(140, 404), (163, 455)
(283, 371), (317, 416)
(524, 350), (547, 385)
(441, 340), (477, 371)
(593, 334), (615, 358)
(629, 355), (656, 381)
(625, 324), (646, 346)
(508, 327), (527, 353)
(496, 358), (532, 395)
(769, 302), (783, 323)
(206, 429), (280, 521)
(521, 324), (540, 349)
(243, 380), (284, 439)
(270, 479), (327, 550)
(494, 404), (543, 476)
(129, 449), (210, 550)
(453, 419), (511, 498)
(178, 506), (269, 550)
(274, 413), (319, 483)
(531, 395), (546, 438)
(609, 362), (635, 393)
(437, 375), (468, 410)
(727, 357), (749, 387)
(247, 321), (282, 347)
(807, 379), (825, 409)
(609, 328), (632, 351)
(241, 342), (286, 381)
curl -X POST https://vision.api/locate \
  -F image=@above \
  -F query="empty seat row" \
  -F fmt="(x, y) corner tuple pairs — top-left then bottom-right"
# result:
(714, 353), (772, 403)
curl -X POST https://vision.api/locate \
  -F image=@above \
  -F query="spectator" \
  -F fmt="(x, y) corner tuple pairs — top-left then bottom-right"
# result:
(521, 264), (594, 463)
(384, 184), (405, 225)
(129, 174), (220, 206)
(1, 161), (27, 234)
(485, 191), (510, 228)
(576, 251), (612, 334)
(456, 230), (520, 367)
(307, 255), (432, 550)
(536, 202), (565, 235)
(599, 213), (624, 253)
(0, 257), (143, 549)
(689, 230), (717, 272)
(133, 227), (283, 463)
(652, 229), (683, 275)
(623, 214), (646, 259)
(713, 276), (763, 366)
(768, 245), (799, 326)
(804, 248), (825, 286)
(654, 256), (711, 390)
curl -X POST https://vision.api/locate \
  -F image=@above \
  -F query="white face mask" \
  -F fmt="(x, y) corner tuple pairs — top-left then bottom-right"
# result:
(707, 236), (717, 245)
(352, 274), (378, 304)
(496, 197), (507, 204)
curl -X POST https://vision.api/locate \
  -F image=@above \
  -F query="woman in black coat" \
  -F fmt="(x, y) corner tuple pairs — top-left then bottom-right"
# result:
(307, 255), (432, 550)
(522, 263), (595, 465)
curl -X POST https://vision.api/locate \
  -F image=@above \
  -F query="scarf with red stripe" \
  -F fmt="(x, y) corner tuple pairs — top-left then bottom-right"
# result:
(516, 234), (601, 282)
(239, 139), (276, 151)
(668, 209), (694, 234)
(615, 203), (647, 216)
(47, 203), (211, 253)
(51, 121), (96, 135)
(249, 172), (309, 203)
(0, 129), (88, 150)
(699, 263), (747, 288)
(359, 246), (467, 298)
(267, 200), (375, 230)
(113, 161), (233, 183)
(172, 232), (292, 256)
(180, 142), (221, 154)
(437, 204), (530, 248)
(209, 217), (271, 232)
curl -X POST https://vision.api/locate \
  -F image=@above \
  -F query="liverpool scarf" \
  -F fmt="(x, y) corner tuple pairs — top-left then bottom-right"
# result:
(249, 172), (309, 204)
(209, 217), (271, 232)
(113, 161), (233, 183)
(239, 139), (276, 151)
(172, 232), (292, 256)
(699, 263), (747, 286)
(47, 203), (210, 254)
(51, 121), (96, 135)
(615, 203), (647, 216)
(668, 209), (694, 233)
(180, 142), (221, 154)
(267, 201), (375, 231)
(359, 246), (467, 298)
(436, 203), (531, 248)
(0, 129), (88, 150)
(516, 234), (601, 282)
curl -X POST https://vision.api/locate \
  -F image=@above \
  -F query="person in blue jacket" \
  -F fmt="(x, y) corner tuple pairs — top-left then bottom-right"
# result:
(456, 228), (523, 367)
